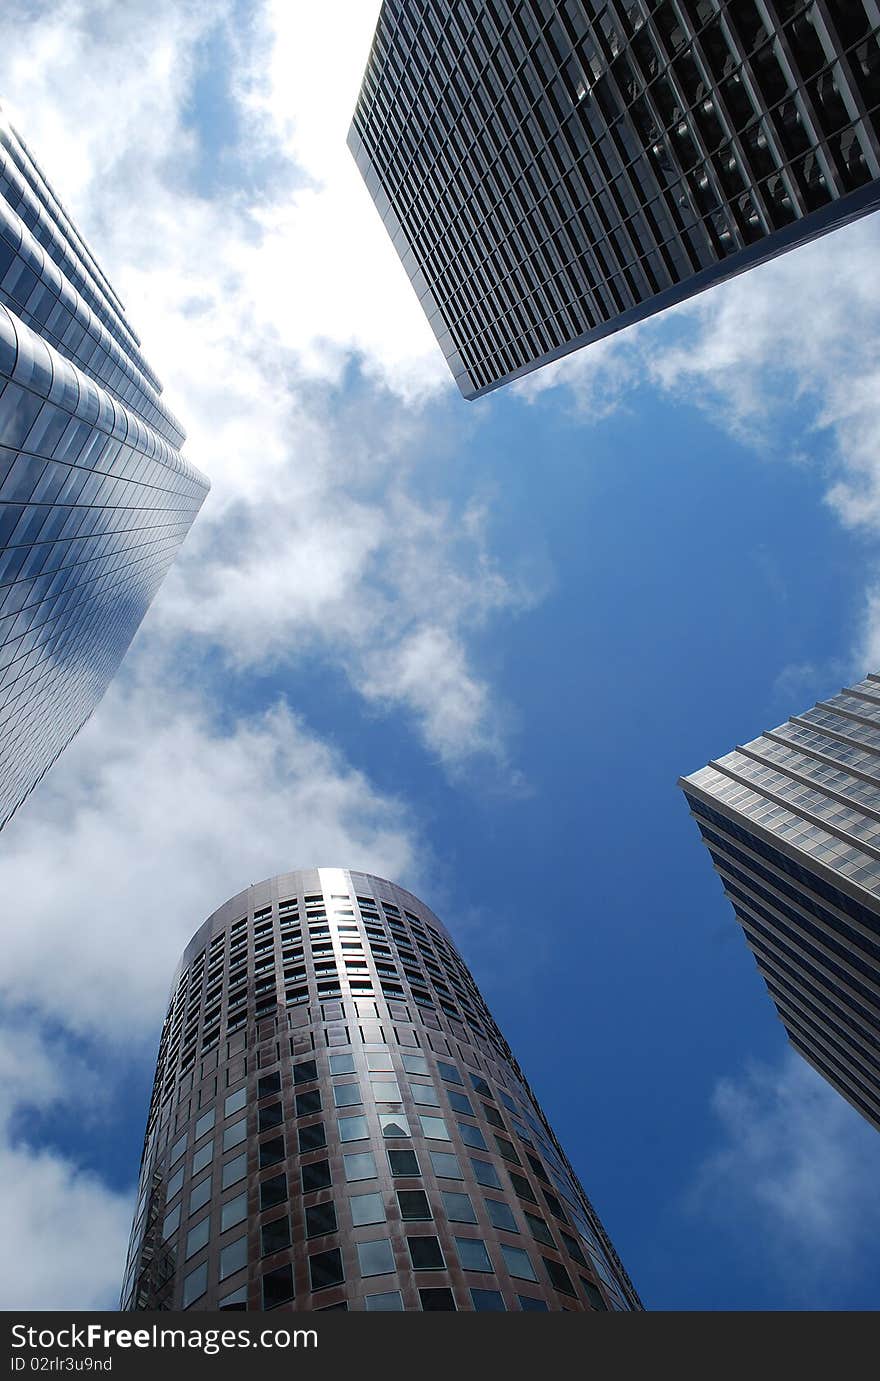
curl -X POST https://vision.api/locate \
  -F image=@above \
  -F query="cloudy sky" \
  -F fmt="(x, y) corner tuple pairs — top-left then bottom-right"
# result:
(1, 0), (880, 1310)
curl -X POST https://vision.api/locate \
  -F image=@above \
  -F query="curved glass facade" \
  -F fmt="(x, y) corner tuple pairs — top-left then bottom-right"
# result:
(0, 110), (208, 829)
(122, 869), (641, 1312)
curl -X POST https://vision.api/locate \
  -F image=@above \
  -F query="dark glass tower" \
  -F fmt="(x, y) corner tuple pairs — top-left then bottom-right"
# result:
(121, 869), (641, 1312)
(0, 109), (209, 829)
(681, 674), (880, 1133)
(349, 0), (880, 399)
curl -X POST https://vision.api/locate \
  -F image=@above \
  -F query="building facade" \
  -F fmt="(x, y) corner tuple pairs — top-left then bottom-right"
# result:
(0, 109), (208, 829)
(680, 674), (880, 1132)
(349, 0), (880, 399)
(121, 869), (641, 1312)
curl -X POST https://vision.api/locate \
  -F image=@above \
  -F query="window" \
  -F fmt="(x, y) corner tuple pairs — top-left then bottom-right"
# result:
(482, 1103), (506, 1130)
(437, 1060), (462, 1084)
(582, 1278), (608, 1311)
(186, 1174), (210, 1215)
(295, 1088), (322, 1116)
(309, 1247), (344, 1291)
(293, 1060), (318, 1085)
(223, 1119), (246, 1151)
(298, 1123), (326, 1153)
(447, 1090), (474, 1115)
(350, 1192), (386, 1225)
(408, 1235), (445, 1270)
(470, 1159), (501, 1189)
(301, 1160), (332, 1192)
(344, 1152), (377, 1182)
(508, 1172), (538, 1203)
(219, 1191), (247, 1232)
(182, 1263), (207, 1308)
(195, 1109), (215, 1140)
(259, 1103), (283, 1132)
(166, 1166), (185, 1200)
(260, 1137), (285, 1169)
(494, 1135), (520, 1163)
(261, 1216), (291, 1256)
(260, 1173), (287, 1210)
(219, 1235), (248, 1281)
(560, 1232), (589, 1267)
(222, 1153), (247, 1190)
(338, 1114), (369, 1142)
(358, 1237), (396, 1277)
(365, 1290), (404, 1311)
(388, 1149), (420, 1177)
(333, 1082), (361, 1107)
(371, 1080), (402, 1101)
(455, 1236), (492, 1272)
(518, 1295), (549, 1311)
(419, 1115), (450, 1140)
(410, 1082), (440, 1106)
(162, 1205), (180, 1239)
(419, 1287), (456, 1311)
(262, 1264), (294, 1309)
(328, 1053), (355, 1075)
(524, 1212), (554, 1246)
(224, 1087), (246, 1117)
(219, 1285), (247, 1311)
(192, 1141), (214, 1175)
(379, 1113), (411, 1138)
(366, 1052), (394, 1071)
(169, 1134), (187, 1166)
(258, 1072), (281, 1098)
(472, 1288), (506, 1311)
(457, 1122), (487, 1150)
(429, 1150), (462, 1179)
(441, 1191), (476, 1223)
(543, 1257), (576, 1295)
(305, 1201), (337, 1238)
(485, 1199), (518, 1233)
(397, 1189), (432, 1220)
(501, 1244), (537, 1281)
(402, 1054), (429, 1076)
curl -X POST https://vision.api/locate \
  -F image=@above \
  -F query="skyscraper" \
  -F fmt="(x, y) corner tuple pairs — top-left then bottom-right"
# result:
(0, 110), (208, 829)
(680, 674), (880, 1132)
(349, 0), (880, 399)
(121, 869), (640, 1312)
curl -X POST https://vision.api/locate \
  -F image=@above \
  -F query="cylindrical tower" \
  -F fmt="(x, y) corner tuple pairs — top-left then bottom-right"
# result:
(121, 869), (640, 1312)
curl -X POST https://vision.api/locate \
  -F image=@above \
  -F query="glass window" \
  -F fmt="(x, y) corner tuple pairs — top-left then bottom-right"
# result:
(371, 1080), (401, 1101)
(258, 1072), (281, 1099)
(262, 1264), (294, 1309)
(357, 1237), (395, 1277)
(328, 1053), (355, 1075)
(447, 1090), (474, 1116)
(166, 1166), (185, 1200)
(192, 1141), (214, 1175)
(379, 1113), (411, 1138)
(581, 1278), (608, 1311)
(259, 1103), (283, 1133)
(457, 1122), (487, 1150)
(408, 1235), (445, 1270)
(220, 1235), (248, 1281)
(518, 1294), (548, 1311)
(387, 1149), (420, 1177)
(524, 1212), (554, 1246)
(429, 1150), (462, 1179)
(224, 1087), (246, 1118)
(470, 1159), (501, 1189)
(410, 1082), (440, 1106)
(298, 1123), (327, 1153)
(182, 1263), (207, 1308)
(343, 1152), (377, 1182)
(437, 1060), (462, 1084)
(259, 1137), (284, 1169)
(304, 1201), (337, 1238)
(301, 1160), (332, 1191)
(338, 1114), (369, 1142)
(366, 1052), (394, 1071)
(508, 1172), (538, 1203)
(485, 1198), (518, 1233)
(223, 1119), (246, 1151)
(418, 1115), (450, 1140)
(188, 1176), (212, 1215)
(293, 1060), (318, 1085)
(441, 1191), (476, 1223)
(455, 1236), (492, 1272)
(350, 1191), (386, 1225)
(261, 1217), (291, 1256)
(260, 1173), (287, 1210)
(195, 1109), (215, 1140)
(221, 1191), (248, 1232)
(169, 1134), (187, 1166)
(471, 1075), (492, 1097)
(185, 1217), (210, 1259)
(419, 1287), (456, 1311)
(402, 1054), (429, 1076)
(501, 1244), (537, 1281)
(472, 1288), (506, 1311)
(365, 1290), (404, 1311)
(543, 1257), (576, 1295)
(333, 1082), (362, 1107)
(397, 1189), (432, 1220)
(310, 1247), (344, 1291)
(219, 1284), (247, 1311)
(295, 1089), (322, 1117)
(222, 1153), (247, 1190)
(162, 1204), (181, 1239)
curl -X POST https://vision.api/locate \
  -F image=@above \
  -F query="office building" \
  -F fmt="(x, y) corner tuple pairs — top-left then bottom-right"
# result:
(0, 109), (208, 828)
(121, 868), (641, 1311)
(349, 0), (880, 398)
(681, 674), (880, 1132)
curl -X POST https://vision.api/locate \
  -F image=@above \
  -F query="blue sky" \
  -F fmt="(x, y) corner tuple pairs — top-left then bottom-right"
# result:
(0, 0), (879, 1311)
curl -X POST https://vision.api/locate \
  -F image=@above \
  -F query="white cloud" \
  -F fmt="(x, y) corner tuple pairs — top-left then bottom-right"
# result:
(690, 1050), (880, 1301)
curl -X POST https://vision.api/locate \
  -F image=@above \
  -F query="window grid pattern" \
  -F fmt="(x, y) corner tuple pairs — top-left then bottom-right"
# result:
(121, 869), (641, 1313)
(0, 111), (208, 828)
(349, 0), (880, 398)
(681, 673), (880, 1132)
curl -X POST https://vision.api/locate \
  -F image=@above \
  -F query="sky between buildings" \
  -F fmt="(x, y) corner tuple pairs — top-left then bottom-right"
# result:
(0, 0), (879, 1310)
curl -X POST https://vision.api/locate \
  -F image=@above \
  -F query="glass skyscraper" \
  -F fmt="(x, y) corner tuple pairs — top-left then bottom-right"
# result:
(349, 0), (880, 399)
(0, 109), (208, 829)
(681, 674), (880, 1133)
(121, 869), (641, 1312)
